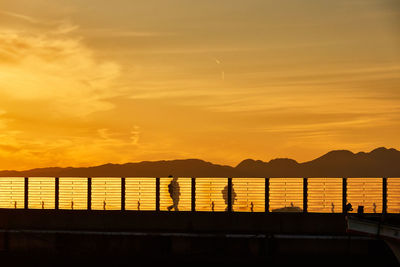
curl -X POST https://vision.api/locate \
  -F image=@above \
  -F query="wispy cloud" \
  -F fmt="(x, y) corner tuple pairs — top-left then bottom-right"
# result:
(0, 10), (39, 24)
(52, 21), (80, 34)
(82, 28), (176, 38)
(0, 29), (121, 116)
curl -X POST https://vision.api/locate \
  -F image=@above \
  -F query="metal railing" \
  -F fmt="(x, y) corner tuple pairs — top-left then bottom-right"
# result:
(0, 177), (398, 214)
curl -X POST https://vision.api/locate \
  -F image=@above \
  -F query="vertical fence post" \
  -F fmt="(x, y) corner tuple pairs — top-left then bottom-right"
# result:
(227, 178), (232, 212)
(87, 177), (92, 211)
(303, 178), (308, 213)
(24, 177), (29, 209)
(383, 177), (387, 214)
(265, 178), (270, 213)
(191, 177), (196, 212)
(121, 177), (126, 211)
(55, 177), (59, 210)
(342, 178), (347, 214)
(156, 177), (160, 212)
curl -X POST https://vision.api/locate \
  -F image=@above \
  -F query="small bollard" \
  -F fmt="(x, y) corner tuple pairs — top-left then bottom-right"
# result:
(357, 205), (364, 214)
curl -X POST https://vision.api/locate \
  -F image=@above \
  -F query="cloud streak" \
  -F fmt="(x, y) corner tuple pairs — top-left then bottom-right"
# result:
(0, 10), (39, 24)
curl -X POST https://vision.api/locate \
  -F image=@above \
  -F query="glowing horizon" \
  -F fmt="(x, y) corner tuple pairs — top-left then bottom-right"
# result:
(0, 0), (399, 170)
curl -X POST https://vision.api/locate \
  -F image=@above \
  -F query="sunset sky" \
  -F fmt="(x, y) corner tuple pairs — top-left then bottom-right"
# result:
(0, 0), (399, 170)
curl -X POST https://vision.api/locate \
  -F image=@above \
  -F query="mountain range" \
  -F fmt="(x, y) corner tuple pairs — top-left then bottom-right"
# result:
(0, 147), (399, 177)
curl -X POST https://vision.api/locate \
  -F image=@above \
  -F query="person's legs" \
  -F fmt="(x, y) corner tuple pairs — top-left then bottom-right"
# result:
(173, 199), (179, 211)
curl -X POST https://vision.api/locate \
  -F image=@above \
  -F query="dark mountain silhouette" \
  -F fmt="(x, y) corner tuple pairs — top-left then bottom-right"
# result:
(236, 158), (300, 177)
(0, 159), (236, 178)
(0, 147), (399, 177)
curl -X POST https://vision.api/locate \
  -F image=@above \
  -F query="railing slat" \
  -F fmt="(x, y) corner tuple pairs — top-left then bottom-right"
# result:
(156, 177), (160, 212)
(24, 177), (29, 210)
(342, 178), (347, 214)
(87, 177), (92, 211)
(303, 178), (308, 213)
(383, 177), (387, 214)
(265, 178), (270, 213)
(227, 178), (232, 212)
(121, 177), (126, 211)
(55, 177), (59, 210)
(191, 177), (196, 212)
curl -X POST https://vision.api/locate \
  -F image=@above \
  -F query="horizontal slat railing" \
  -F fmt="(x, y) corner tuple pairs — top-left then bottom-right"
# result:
(125, 178), (156, 211)
(0, 177), (398, 213)
(59, 178), (88, 210)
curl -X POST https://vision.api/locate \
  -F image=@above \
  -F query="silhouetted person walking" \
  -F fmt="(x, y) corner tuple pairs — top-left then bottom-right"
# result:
(167, 176), (180, 211)
(222, 184), (237, 211)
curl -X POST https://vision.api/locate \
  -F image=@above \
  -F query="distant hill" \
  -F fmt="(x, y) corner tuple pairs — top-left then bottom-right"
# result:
(236, 147), (400, 177)
(0, 147), (399, 177)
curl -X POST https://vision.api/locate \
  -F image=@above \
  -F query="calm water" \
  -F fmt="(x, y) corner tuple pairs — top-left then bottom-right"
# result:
(0, 177), (398, 213)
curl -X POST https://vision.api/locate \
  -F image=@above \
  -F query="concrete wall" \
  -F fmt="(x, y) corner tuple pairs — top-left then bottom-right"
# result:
(0, 209), (398, 266)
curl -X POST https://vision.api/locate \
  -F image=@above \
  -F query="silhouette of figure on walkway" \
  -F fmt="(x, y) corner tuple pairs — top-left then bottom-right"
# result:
(167, 176), (180, 211)
(222, 184), (237, 211)
(345, 203), (353, 213)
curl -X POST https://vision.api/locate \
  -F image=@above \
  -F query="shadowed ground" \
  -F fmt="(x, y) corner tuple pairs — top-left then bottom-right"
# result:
(0, 210), (398, 266)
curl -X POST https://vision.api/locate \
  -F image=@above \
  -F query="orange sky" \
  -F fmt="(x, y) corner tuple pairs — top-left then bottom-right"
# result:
(0, 0), (399, 170)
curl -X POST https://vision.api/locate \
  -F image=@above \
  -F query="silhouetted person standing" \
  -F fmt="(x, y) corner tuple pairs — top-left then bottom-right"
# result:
(345, 203), (353, 213)
(222, 184), (237, 211)
(167, 176), (180, 211)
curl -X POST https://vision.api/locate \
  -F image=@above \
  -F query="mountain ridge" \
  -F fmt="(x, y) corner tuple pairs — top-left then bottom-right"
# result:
(0, 147), (399, 177)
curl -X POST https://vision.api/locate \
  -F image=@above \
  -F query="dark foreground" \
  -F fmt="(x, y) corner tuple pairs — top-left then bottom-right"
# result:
(0, 209), (398, 266)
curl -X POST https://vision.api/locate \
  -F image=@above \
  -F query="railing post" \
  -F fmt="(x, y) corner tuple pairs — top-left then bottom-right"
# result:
(156, 177), (160, 212)
(55, 177), (59, 210)
(87, 177), (92, 211)
(191, 177), (196, 212)
(24, 177), (29, 209)
(303, 178), (308, 213)
(121, 177), (126, 211)
(265, 178), (270, 213)
(342, 178), (347, 214)
(383, 177), (387, 214)
(227, 178), (232, 212)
